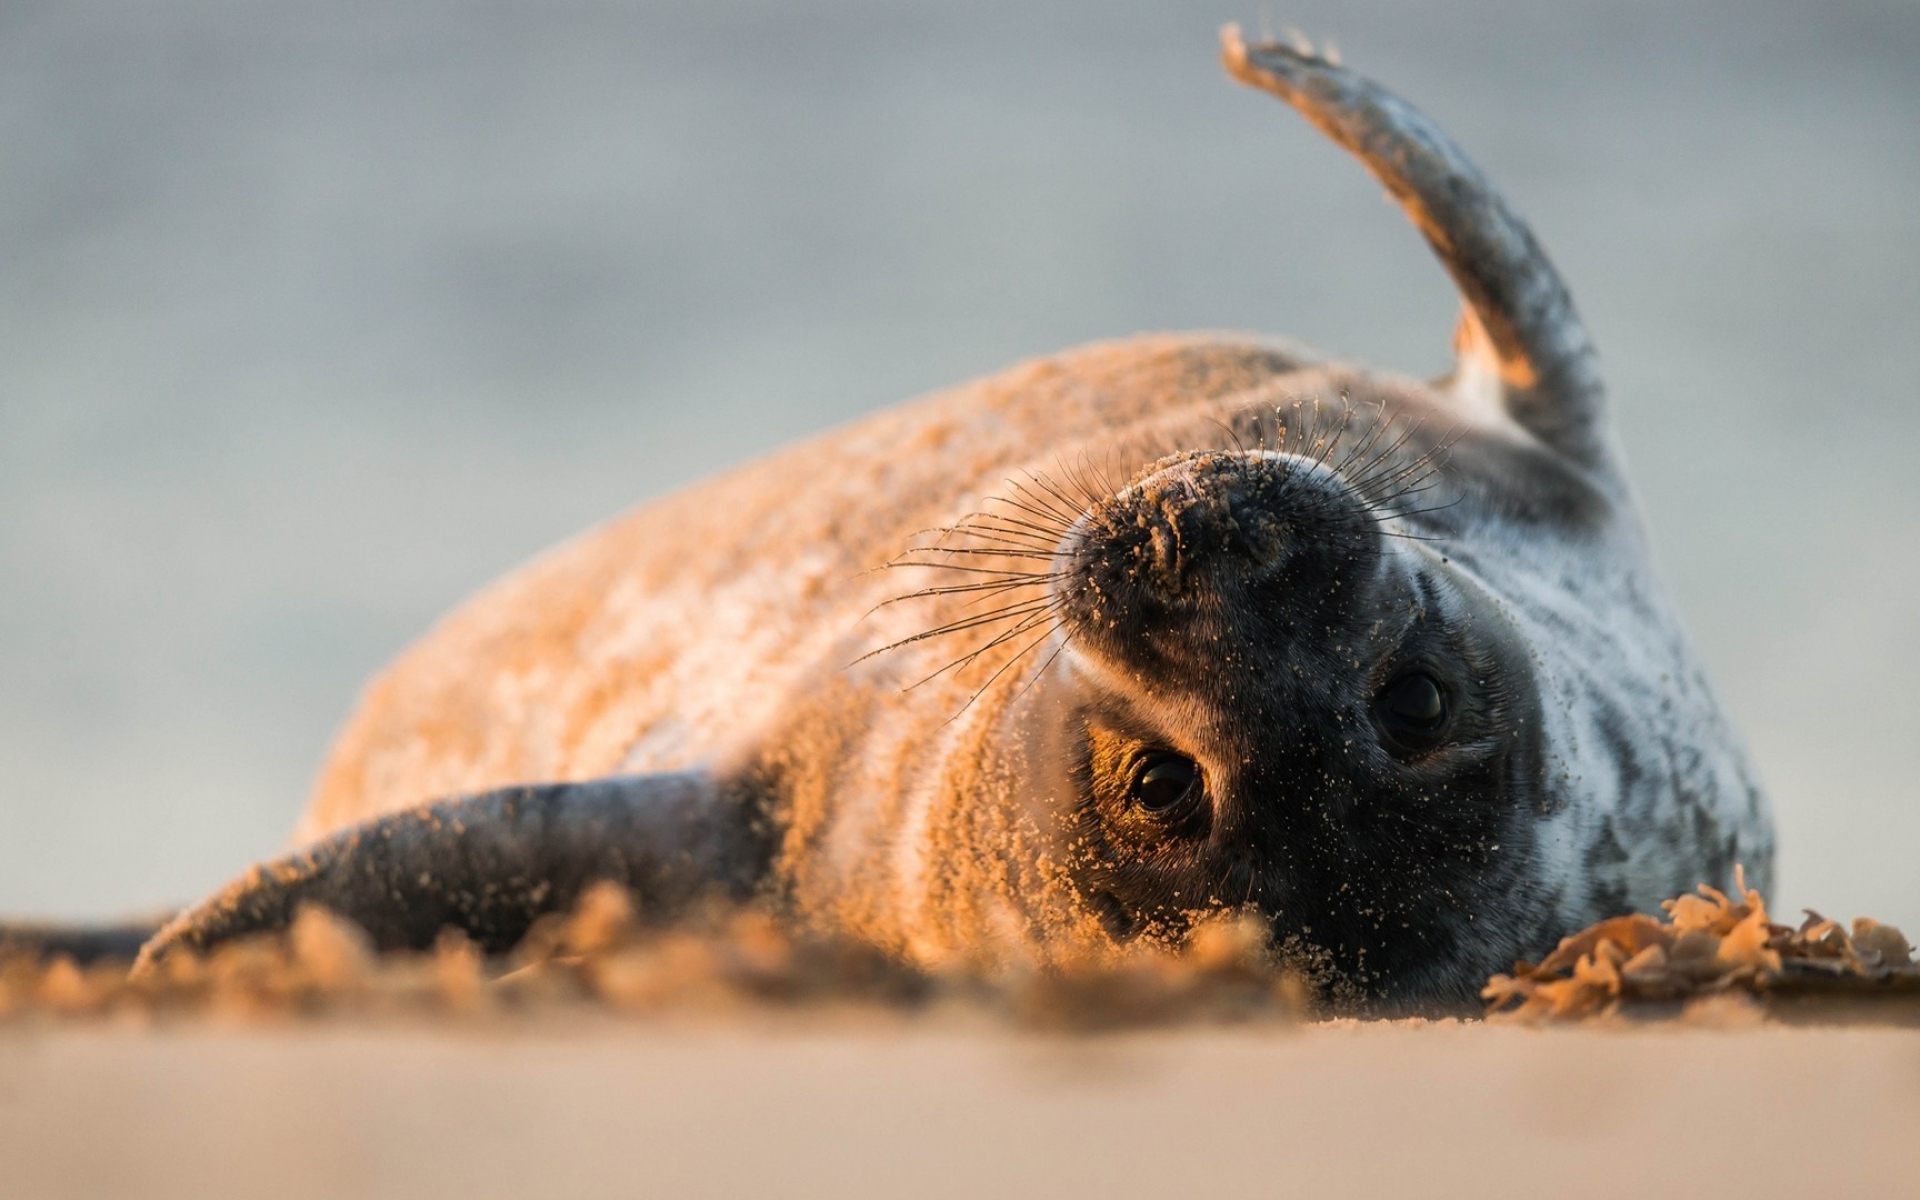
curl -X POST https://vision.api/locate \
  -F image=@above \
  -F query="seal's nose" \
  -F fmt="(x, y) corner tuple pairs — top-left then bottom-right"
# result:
(1055, 449), (1377, 666)
(1125, 455), (1297, 599)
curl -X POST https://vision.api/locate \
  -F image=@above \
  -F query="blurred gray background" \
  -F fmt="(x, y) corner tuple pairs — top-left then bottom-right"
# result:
(3, 1), (1915, 930)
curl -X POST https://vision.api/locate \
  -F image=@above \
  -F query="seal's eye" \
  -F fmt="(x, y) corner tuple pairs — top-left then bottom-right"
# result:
(1130, 752), (1200, 814)
(1375, 672), (1451, 752)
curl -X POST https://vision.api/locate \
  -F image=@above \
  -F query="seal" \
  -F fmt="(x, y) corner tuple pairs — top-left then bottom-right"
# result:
(113, 29), (1770, 1009)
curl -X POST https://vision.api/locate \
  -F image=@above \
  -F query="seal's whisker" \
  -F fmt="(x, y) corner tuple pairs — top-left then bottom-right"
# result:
(1368, 479), (1445, 510)
(1351, 461), (1445, 516)
(1325, 397), (1361, 459)
(918, 526), (1059, 554)
(943, 574), (1060, 610)
(959, 512), (1072, 544)
(975, 492), (1071, 528)
(1361, 488), (1451, 530)
(939, 604), (1058, 671)
(994, 492), (1080, 533)
(1356, 420), (1462, 496)
(1029, 470), (1096, 524)
(952, 531), (1062, 557)
(914, 592), (1057, 632)
(1075, 450), (1112, 507)
(1327, 406), (1386, 478)
(880, 562), (1051, 581)
(1059, 454), (1111, 514)
(1025, 471), (1073, 513)
(1021, 472), (1098, 518)
(899, 596), (1057, 642)
(1283, 397), (1313, 455)
(912, 511), (1045, 549)
(1371, 528), (1451, 545)
(1379, 498), (1466, 522)
(895, 546), (1059, 562)
(957, 586), (1050, 613)
(1095, 447), (1135, 507)
(1006, 630), (1073, 708)
(1356, 458), (1454, 507)
(980, 493), (1073, 527)
(887, 523), (990, 550)
(1354, 468), (1445, 512)
(1349, 433), (1455, 500)
(1301, 400), (1342, 467)
(1004, 479), (1082, 526)
(968, 505), (1068, 532)
(850, 596), (1058, 666)
(1358, 501), (1442, 529)
(1347, 443), (1424, 495)
(1335, 399), (1404, 478)
(914, 606), (1063, 696)
(867, 574), (1063, 610)
(1209, 415), (1248, 455)
(1344, 417), (1426, 489)
(944, 622), (1065, 723)
(1264, 404), (1287, 453)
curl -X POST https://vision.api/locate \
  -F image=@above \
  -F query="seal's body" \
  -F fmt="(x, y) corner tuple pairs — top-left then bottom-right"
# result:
(124, 32), (1769, 1009)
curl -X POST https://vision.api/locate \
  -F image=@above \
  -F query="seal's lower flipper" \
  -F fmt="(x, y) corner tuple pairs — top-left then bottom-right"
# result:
(132, 772), (773, 975)
(0, 919), (169, 965)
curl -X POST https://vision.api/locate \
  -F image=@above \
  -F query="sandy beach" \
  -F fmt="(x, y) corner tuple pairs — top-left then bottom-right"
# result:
(4, 1019), (1915, 1200)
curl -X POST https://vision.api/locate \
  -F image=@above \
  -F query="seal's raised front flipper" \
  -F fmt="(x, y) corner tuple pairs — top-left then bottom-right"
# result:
(1221, 26), (1607, 467)
(132, 772), (775, 976)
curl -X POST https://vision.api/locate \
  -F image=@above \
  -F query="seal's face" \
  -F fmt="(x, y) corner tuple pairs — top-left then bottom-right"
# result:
(1040, 447), (1549, 1006)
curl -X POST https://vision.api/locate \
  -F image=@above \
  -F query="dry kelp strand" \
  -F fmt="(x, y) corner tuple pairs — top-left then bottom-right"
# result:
(1483, 868), (1920, 1023)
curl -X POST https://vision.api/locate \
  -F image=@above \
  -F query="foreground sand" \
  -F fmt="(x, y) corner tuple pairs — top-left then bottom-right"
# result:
(3, 1019), (1914, 1200)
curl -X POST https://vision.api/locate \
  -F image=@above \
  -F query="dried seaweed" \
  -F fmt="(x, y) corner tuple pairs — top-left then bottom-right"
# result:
(0, 887), (1307, 1031)
(9, 874), (1914, 1029)
(1483, 868), (1920, 1023)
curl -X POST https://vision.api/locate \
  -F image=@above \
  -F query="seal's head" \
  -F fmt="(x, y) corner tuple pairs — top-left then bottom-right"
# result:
(1031, 443), (1547, 1005)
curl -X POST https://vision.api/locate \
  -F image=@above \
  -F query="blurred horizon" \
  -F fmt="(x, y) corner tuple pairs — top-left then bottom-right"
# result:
(2, 1), (1916, 932)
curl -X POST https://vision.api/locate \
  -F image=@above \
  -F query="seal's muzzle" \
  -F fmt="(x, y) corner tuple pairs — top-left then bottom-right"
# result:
(1057, 450), (1380, 674)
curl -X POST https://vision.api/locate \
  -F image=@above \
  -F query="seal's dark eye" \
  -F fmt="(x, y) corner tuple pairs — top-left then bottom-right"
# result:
(1130, 752), (1200, 814)
(1375, 672), (1451, 751)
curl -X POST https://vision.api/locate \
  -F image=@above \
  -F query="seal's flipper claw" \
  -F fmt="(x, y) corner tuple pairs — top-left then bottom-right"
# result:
(1220, 25), (1606, 466)
(131, 772), (772, 976)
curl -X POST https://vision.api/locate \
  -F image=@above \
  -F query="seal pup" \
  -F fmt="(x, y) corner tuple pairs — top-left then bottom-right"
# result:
(103, 30), (1769, 1009)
